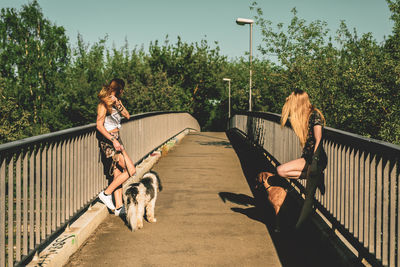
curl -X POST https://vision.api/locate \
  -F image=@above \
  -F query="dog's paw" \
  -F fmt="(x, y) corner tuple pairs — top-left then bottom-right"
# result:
(138, 222), (143, 229)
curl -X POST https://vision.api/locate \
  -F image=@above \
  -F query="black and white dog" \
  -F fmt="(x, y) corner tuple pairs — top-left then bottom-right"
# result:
(124, 171), (162, 231)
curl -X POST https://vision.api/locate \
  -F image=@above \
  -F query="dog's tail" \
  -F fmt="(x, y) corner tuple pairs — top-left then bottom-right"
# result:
(143, 170), (163, 192)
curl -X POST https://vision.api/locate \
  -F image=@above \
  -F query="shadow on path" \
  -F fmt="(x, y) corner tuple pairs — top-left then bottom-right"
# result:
(224, 129), (351, 267)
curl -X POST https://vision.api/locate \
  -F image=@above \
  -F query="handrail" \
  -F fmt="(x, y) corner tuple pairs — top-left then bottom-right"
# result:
(233, 111), (400, 155)
(0, 111), (200, 267)
(0, 111), (188, 153)
(229, 111), (399, 267)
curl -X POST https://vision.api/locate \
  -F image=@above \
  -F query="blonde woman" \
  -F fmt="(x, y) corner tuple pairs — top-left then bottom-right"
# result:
(259, 89), (326, 217)
(97, 78), (136, 216)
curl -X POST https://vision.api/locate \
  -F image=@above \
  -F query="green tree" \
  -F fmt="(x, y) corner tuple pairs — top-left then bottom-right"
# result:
(0, 0), (69, 135)
(250, 1), (400, 144)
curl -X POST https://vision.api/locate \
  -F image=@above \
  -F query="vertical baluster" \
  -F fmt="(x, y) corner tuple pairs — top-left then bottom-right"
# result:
(376, 156), (383, 261)
(389, 159), (397, 267)
(85, 134), (88, 203)
(80, 135), (84, 209)
(92, 134), (96, 195)
(381, 158), (389, 266)
(331, 140), (336, 213)
(66, 139), (70, 220)
(88, 134), (91, 200)
(82, 135), (86, 204)
(0, 156), (5, 267)
(23, 151), (28, 256)
(353, 148), (360, 239)
(8, 155), (14, 266)
(46, 144), (52, 236)
(56, 141), (61, 228)
(15, 152), (21, 262)
(35, 146), (40, 246)
(346, 147), (355, 233)
(61, 140), (66, 225)
(333, 142), (338, 219)
(94, 133), (97, 196)
(364, 152), (370, 249)
(369, 154), (376, 254)
(29, 148), (35, 250)
(396, 159), (399, 267)
(84, 134), (88, 205)
(41, 145), (46, 241)
(94, 134), (99, 194)
(52, 142), (56, 232)
(71, 138), (75, 217)
(134, 120), (138, 162)
(325, 140), (331, 212)
(340, 145), (346, 226)
(359, 150), (365, 244)
(77, 136), (81, 209)
(74, 137), (78, 213)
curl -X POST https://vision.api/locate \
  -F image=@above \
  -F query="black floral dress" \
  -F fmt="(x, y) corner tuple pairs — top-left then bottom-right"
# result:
(301, 110), (324, 164)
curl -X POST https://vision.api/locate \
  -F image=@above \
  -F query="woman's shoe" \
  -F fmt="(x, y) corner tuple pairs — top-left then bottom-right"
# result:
(98, 191), (116, 211)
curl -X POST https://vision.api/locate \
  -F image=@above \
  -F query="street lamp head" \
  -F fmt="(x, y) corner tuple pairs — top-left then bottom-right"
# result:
(223, 78), (231, 82)
(236, 18), (254, 25)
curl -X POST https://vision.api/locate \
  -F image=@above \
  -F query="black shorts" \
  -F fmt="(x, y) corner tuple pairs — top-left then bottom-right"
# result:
(98, 131), (123, 180)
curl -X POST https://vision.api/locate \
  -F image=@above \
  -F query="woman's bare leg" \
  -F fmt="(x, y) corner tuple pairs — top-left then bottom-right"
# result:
(276, 158), (307, 179)
(113, 168), (123, 209)
(104, 149), (136, 195)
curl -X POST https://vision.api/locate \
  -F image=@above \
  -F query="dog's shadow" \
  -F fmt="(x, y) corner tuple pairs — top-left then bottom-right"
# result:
(218, 192), (272, 226)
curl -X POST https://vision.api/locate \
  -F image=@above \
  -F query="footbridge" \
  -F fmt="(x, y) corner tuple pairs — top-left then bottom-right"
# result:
(1, 111), (399, 267)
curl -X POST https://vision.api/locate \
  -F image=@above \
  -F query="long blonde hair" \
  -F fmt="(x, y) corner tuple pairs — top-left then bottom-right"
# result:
(98, 78), (125, 113)
(280, 90), (325, 147)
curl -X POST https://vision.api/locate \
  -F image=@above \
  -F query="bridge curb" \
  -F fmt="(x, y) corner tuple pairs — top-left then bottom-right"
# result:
(26, 129), (190, 267)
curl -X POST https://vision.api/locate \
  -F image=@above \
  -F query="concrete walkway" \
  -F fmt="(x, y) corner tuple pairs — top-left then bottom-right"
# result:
(65, 132), (282, 266)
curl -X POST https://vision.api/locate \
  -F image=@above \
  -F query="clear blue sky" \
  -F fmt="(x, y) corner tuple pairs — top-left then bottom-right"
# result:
(1, 0), (394, 60)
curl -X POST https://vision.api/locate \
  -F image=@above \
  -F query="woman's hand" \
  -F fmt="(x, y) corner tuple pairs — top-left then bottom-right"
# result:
(109, 95), (118, 104)
(112, 139), (123, 151)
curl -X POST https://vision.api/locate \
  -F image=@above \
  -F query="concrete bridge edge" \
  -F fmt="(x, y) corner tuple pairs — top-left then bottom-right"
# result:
(26, 129), (192, 267)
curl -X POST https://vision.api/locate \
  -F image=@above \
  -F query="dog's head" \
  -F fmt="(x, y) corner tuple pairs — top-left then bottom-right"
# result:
(125, 183), (140, 204)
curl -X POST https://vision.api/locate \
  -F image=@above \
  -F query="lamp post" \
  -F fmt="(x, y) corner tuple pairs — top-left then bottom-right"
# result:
(236, 17), (254, 111)
(223, 78), (231, 118)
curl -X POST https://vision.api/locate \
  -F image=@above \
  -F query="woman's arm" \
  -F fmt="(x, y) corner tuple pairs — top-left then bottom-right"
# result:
(96, 103), (122, 150)
(115, 99), (130, 119)
(313, 125), (323, 152)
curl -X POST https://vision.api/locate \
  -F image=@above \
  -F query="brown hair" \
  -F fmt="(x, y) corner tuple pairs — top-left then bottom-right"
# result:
(280, 90), (325, 147)
(98, 78), (125, 113)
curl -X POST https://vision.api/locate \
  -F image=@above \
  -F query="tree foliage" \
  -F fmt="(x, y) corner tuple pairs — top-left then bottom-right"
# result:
(250, 1), (400, 144)
(0, 0), (399, 145)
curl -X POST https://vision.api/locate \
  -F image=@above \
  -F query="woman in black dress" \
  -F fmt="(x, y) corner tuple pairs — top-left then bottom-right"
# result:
(259, 89), (326, 216)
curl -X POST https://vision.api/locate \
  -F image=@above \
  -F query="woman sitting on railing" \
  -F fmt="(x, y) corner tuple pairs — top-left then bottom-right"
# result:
(97, 78), (136, 216)
(258, 89), (327, 226)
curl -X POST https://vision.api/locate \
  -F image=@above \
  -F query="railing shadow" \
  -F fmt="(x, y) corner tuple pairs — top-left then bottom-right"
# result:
(224, 129), (351, 267)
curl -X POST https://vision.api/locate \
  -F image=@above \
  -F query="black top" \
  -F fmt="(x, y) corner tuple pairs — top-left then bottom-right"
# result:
(301, 109), (324, 163)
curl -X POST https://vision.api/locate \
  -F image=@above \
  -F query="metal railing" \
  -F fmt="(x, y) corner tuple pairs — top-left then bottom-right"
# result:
(229, 111), (399, 267)
(0, 111), (200, 267)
